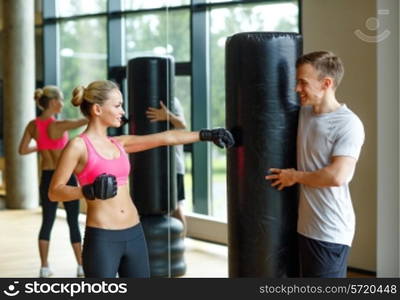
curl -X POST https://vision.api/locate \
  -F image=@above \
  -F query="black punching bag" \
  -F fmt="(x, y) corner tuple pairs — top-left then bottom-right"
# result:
(128, 56), (177, 215)
(226, 32), (302, 277)
(128, 56), (185, 277)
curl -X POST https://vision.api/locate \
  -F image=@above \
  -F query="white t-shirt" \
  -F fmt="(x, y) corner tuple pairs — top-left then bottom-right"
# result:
(171, 98), (185, 175)
(297, 104), (365, 246)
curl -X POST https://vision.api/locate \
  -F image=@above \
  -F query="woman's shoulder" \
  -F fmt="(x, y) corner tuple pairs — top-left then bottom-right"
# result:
(27, 119), (36, 127)
(66, 135), (86, 151)
(26, 119), (37, 132)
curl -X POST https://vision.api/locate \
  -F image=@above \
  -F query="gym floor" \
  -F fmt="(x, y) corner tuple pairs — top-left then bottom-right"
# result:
(0, 204), (372, 278)
(0, 207), (228, 278)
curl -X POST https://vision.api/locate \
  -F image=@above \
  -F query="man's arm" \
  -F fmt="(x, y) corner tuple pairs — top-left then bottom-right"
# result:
(265, 156), (357, 191)
(146, 101), (187, 129)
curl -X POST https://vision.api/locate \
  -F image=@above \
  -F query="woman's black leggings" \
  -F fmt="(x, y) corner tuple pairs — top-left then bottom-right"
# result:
(38, 170), (81, 244)
(82, 224), (150, 278)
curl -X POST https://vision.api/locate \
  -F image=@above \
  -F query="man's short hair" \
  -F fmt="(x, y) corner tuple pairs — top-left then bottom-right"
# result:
(296, 51), (344, 89)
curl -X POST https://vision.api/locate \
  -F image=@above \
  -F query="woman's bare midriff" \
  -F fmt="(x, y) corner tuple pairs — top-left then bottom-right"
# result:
(85, 184), (140, 229)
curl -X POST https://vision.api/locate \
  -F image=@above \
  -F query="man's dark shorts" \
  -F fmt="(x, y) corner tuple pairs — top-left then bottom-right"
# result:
(298, 233), (350, 278)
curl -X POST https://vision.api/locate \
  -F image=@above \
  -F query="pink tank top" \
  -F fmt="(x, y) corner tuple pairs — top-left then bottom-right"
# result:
(76, 134), (131, 186)
(35, 117), (68, 150)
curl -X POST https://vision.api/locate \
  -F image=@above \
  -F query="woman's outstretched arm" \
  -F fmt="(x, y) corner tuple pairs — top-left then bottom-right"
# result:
(115, 128), (234, 154)
(49, 118), (88, 139)
(115, 130), (199, 154)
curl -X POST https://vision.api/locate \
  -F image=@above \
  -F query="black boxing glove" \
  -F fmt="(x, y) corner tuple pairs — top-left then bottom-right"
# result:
(82, 173), (118, 200)
(199, 128), (235, 149)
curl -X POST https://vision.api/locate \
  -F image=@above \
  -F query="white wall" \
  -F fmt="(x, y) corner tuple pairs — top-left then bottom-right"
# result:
(302, 0), (377, 271)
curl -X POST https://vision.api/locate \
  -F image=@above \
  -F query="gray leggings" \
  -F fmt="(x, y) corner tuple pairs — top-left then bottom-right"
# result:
(82, 223), (150, 278)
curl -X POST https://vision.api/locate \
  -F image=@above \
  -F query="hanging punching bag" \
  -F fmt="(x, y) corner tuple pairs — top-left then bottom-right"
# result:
(127, 56), (185, 277)
(128, 56), (177, 215)
(226, 32), (302, 277)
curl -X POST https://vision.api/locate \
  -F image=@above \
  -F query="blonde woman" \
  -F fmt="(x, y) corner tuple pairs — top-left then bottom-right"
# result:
(19, 86), (88, 277)
(49, 80), (234, 277)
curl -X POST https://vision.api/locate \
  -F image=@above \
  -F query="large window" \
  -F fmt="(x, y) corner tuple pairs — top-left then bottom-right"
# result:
(57, 0), (107, 17)
(125, 9), (190, 61)
(123, 0), (190, 10)
(207, 0), (236, 3)
(58, 17), (107, 134)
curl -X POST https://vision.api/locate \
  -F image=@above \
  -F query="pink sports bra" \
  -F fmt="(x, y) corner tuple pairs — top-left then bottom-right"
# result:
(35, 117), (68, 150)
(76, 134), (130, 186)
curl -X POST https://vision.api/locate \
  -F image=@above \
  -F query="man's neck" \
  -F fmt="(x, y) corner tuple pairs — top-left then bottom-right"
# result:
(312, 92), (341, 115)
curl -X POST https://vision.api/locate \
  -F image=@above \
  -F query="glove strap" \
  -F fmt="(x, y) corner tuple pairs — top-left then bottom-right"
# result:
(82, 185), (95, 200)
(199, 129), (212, 141)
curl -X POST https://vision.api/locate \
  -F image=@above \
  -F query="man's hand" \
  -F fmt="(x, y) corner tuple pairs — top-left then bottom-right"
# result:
(146, 101), (169, 122)
(265, 168), (298, 191)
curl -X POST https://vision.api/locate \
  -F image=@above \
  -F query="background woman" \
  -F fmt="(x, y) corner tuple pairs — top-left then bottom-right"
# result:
(19, 86), (88, 277)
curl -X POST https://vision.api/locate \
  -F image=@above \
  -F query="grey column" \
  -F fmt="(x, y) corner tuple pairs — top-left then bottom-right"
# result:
(191, 0), (210, 214)
(377, 0), (400, 277)
(3, 0), (39, 208)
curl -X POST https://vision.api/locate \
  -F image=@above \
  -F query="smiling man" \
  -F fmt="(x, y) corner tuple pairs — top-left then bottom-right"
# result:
(265, 51), (365, 278)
